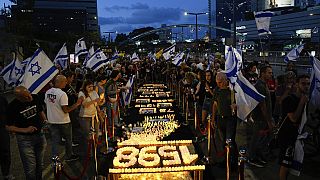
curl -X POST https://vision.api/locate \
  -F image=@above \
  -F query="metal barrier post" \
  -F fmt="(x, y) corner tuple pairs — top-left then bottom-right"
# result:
(238, 148), (247, 180)
(52, 156), (62, 180)
(226, 139), (232, 180)
(194, 102), (198, 130)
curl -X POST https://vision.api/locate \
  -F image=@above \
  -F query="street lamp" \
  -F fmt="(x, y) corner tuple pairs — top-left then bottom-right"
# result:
(184, 12), (208, 41)
(103, 31), (117, 43)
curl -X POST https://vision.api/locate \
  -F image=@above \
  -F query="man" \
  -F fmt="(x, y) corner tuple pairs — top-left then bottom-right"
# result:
(248, 66), (275, 168)
(0, 95), (13, 180)
(278, 75), (309, 180)
(62, 70), (80, 147)
(6, 86), (47, 180)
(211, 72), (237, 164)
(105, 70), (128, 127)
(45, 75), (83, 161)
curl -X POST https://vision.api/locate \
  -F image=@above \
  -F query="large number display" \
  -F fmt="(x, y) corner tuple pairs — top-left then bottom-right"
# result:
(113, 145), (198, 168)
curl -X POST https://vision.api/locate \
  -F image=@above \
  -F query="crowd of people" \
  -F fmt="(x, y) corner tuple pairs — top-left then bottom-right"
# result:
(0, 54), (319, 180)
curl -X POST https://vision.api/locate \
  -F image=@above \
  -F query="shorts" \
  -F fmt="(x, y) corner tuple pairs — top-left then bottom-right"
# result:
(278, 144), (295, 168)
(202, 98), (213, 112)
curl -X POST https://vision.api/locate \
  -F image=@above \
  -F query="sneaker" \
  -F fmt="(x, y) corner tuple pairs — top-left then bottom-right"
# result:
(65, 155), (79, 162)
(258, 157), (268, 164)
(72, 142), (79, 147)
(4, 175), (15, 180)
(61, 137), (66, 142)
(247, 159), (265, 168)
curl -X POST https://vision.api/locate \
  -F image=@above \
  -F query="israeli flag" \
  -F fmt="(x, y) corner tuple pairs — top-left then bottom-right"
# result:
(86, 48), (109, 72)
(224, 46), (264, 120)
(254, 11), (274, 35)
(234, 72), (265, 120)
(75, 37), (88, 59)
(83, 45), (95, 67)
(131, 52), (140, 62)
(20, 49), (59, 94)
(284, 44), (304, 63)
(172, 52), (185, 66)
(224, 46), (243, 84)
(10, 58), (24, 85)
(54, 43), (68, 69)
(309, 55), (320, 107)
(162, 44), (175, 60)
(122, 75), (135, 106)
(109, 50), (119, 65)
(148, 52), (156, 62)
(0, 60), (15, 86)
(16, 57), (32, 85)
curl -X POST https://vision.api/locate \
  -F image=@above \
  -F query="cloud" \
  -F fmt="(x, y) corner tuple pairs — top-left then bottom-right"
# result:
(130, 2), (149, 10)
(99, 17), (125, 25)
(100, 7), (182, 26)
(105, 3), (149, 13)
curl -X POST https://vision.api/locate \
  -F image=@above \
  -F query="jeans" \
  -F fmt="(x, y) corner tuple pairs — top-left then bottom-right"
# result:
(249, 121), (270, 160)
(49, 123), (73, 158)
(106, 102), (119, 126)
(79, 117), (99, 157)
(16, 133), (47, 180)
(0, 127), (11, 177)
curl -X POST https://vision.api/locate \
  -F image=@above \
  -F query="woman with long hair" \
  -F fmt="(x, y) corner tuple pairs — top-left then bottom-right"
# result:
(78, 80), (101, 156)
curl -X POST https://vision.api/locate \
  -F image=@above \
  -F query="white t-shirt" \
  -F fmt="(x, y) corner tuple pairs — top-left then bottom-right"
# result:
(45, 88), (71, 124)
(78, 91), (99, 117)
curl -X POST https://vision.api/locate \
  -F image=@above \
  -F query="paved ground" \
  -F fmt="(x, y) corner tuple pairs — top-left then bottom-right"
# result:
(1, 89), (320, 180)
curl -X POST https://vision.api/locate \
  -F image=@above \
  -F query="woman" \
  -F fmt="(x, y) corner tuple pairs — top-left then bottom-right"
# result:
(78, 80), (101, 156)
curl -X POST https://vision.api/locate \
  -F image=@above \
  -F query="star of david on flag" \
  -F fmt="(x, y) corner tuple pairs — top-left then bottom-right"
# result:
(20, 49), (59, 94)
(163, 44), (176, 60)
(86, 48), (109, 72)
(28, 61), (42, 76)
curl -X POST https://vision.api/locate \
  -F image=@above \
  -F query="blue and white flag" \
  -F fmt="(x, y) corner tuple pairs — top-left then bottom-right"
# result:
(309, 55), (320, 107)
(86, 48), (109, 72)
(162, 44), (175, 61)
(224, 46), (243, 84)
(109, 50), (119, 65)
(148, 52), (156, 62)
(224, 46), (264, 120)
(122, 75), (135, 106)
(234, 72), (265, 120)
(172, 52), (185, 66)
(131, 52), (140, 62)
(254, 11), (274, 35)
(54, 43), (68, 70)
(10, 58), (24, 85)
(16, 57), (32, 85)
(20, 49), (59, 94)
(75, 37), (88, 59)
(83, 45), (95, 67)
(0, 60), (15, 86)
(284, 44), (305, 63)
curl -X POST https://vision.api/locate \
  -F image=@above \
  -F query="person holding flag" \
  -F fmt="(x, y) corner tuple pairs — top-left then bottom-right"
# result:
(248, 66), (275, 168)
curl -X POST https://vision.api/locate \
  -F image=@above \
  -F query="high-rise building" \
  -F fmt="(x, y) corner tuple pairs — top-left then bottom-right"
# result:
(215, 0), (251, 38)
(11, 0), (98, 36)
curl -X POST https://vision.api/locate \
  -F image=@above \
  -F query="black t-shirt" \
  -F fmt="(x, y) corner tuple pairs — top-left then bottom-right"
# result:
(204, 80), (216, 99)
(213, 87), (232, 117)
(0, 95), (8, 128)
(62, 84), (77, 105)
(7, 94), (44, 135)
(278, 94), (300, 146)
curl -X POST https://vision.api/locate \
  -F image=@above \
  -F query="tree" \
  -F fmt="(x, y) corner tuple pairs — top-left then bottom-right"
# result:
(114, 33), (128, 44)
